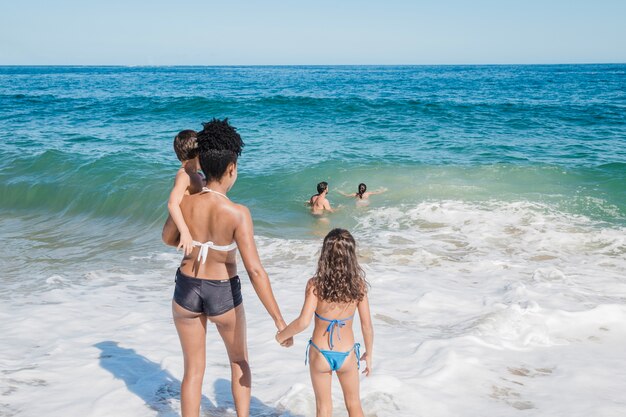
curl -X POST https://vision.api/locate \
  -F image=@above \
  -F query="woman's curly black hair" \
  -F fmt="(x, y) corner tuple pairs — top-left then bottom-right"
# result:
(196, 118), (245, 181)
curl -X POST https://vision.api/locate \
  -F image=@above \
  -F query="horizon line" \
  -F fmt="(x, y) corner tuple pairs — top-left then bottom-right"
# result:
(1, 62), (625, 68)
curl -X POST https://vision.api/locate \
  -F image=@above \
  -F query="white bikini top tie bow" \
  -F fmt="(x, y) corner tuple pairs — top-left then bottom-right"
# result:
(191, 187), (236, 264)
(192, 240), (238, 264)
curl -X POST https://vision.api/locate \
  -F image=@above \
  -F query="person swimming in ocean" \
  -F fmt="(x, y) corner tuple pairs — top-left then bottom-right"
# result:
(309, 181), (334, 215)
(338, 183), (386, 206)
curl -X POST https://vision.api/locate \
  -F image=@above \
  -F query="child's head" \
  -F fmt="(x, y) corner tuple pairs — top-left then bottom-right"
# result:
(358, 183), (367, 195)
(173, 130), (198, 162)
(313, 228), (367, 304)
(196, 118), (244, 182)
(317, 181), (328, 194)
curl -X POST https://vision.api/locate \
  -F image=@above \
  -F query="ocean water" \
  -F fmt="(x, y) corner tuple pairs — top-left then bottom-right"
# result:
(1, 65), (625, 417)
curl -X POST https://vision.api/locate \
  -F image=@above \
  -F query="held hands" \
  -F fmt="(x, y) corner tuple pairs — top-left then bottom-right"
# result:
(275, 329), (293, 348)
(360, 351), (372, 376)
(177, 231), (194, 256)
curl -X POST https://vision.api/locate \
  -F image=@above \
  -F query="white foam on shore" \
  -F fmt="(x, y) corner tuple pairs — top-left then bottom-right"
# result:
(1, 200), (626, 416)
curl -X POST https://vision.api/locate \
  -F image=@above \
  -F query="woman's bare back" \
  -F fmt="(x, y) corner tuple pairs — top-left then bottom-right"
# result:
(178, 191), (241, 279)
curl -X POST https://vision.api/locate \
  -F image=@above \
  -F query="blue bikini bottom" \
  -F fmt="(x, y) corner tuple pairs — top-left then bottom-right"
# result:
(306, 339), (360, 372)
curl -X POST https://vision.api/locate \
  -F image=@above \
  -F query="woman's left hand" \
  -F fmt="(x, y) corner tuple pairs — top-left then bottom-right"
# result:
(275, 330), (293, 347)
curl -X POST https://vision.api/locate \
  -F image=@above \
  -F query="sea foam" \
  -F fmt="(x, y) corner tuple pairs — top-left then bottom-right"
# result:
(1, 200), (625, 416)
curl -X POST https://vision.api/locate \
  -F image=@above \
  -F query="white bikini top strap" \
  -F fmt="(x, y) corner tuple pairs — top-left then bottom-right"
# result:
(191, 189), (234, 263)
(200, 187), (229, 200)
(208, 241), (238, 252)
(192, 240), (238, 264)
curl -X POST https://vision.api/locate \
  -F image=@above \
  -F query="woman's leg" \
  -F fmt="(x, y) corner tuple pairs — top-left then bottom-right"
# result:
(336, 351), (364, 417)
(210, 304), (250, 417)
(309, 349), (333, 417)
(173, 300), (208, 417)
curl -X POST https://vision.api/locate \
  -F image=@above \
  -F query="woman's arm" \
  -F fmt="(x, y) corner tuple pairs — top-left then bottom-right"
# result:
(162, 214), (181, 247)
(357, 293), (374, 376)
(234, 205), (288, 332)
(337, 190), (354, 197)
(276, 279), (317, 343)
(365, 187), (387, 197)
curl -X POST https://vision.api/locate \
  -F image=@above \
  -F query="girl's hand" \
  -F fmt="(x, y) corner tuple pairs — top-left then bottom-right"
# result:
(177, 231), (194, 256)
(275, 330), (293, 347)
(360, 351), (372, 376)
(275, 321), (293, 347)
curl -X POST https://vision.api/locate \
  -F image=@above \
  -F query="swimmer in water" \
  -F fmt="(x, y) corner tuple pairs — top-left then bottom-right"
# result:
(338, 183), (386, 205)
(309, 181), (334, 215)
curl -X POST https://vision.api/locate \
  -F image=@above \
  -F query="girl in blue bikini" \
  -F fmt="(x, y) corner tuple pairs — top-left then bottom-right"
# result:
(276, 228), (374, 417)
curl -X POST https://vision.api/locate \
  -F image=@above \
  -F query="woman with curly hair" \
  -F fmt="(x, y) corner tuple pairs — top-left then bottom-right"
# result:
(162, 118), (291, 417)
(276, 228), (374, 417)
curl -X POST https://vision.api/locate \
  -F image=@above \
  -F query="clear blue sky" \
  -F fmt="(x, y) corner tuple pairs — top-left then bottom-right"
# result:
(1, 0), (625, 65)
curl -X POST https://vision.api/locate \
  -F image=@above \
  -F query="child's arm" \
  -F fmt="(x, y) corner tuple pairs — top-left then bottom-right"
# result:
(337, 190), (354, 197)
(167, 170), (194, 256)
(276, 279), (318, 344)
(358, 293), (374, 376)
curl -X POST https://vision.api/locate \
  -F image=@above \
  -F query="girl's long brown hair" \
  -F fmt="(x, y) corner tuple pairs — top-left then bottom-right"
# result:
(313, 228), (368, 304)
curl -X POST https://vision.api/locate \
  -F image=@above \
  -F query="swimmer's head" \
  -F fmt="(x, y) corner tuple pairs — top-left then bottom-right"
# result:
(197, 118), (244, 182)
(317, 181), (328, 194)
(313, 228), (368, 303)
(173, 130), (198, 162)
(357, 183), (367, 197)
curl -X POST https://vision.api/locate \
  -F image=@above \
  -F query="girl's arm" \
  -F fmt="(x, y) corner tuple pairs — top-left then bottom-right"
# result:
(167, 170), (194, 255)
(276, 279), (318, 344)
(357, 293), (374, 376)
(234, 205), (289, 339)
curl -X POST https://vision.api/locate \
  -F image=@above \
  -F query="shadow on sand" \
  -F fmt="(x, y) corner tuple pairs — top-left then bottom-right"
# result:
(95, 341), (303, 417)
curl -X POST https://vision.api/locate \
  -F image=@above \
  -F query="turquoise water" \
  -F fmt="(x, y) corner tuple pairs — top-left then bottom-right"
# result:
(2, 66), (626, 417)
(0, 65), (625, 240)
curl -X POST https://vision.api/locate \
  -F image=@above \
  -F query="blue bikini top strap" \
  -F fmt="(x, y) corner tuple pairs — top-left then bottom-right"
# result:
(314, 312), (354, 350)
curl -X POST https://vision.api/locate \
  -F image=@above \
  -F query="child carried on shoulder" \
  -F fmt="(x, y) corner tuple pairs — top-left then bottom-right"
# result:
(167, 130), (205, 256)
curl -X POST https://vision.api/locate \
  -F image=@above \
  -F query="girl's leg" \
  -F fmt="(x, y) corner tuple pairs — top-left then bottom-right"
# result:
(173, 301), (208, 417)
(309, 349), (333, 417)
(336, 351), (364, 417)
(210, 304), (250, 417)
